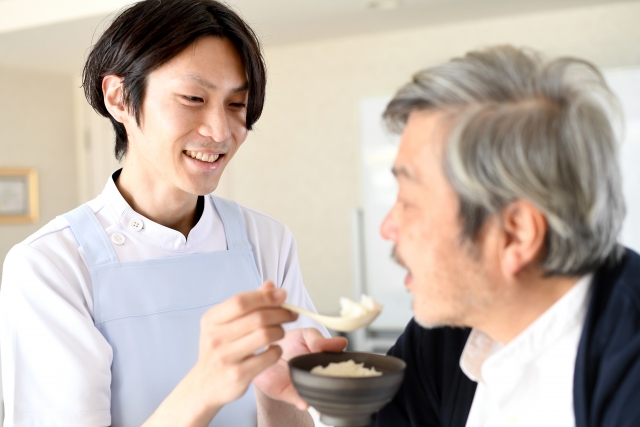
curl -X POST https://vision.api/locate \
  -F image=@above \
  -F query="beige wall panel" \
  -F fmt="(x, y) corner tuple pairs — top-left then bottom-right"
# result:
(0, 67), (77, 279)
(225, 1), (640, 314)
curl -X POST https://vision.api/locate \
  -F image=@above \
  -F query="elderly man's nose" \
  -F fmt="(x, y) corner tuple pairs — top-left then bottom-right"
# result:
(380, 210), (398, 242)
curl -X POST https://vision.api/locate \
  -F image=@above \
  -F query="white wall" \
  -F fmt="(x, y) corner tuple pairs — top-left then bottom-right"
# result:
(73, 78), (121, 204)
(0, 67), (78, 280)
(222, 1), (640, 314)
(0, 66), (78, 418)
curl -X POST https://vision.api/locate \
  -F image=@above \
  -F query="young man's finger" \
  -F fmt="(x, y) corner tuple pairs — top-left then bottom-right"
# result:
(237, 344), (283, 381)
(202, 281), (286, 325)
(302, 328), (348, 353)
(224, 307), (297, 340)
(203, 307), (296, 347)
(221, 325), (287, 364)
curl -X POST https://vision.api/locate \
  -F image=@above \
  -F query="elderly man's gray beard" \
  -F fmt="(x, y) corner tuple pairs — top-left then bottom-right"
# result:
(411, 297), (466, 329)
(391, 245), (469, 330)
(414, 317), (448, 329)
(390, 245), (407, 270)
(391, 246), (445, 329)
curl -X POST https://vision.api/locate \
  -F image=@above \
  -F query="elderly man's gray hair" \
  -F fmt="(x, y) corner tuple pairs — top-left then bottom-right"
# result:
(385, 45), (625, 276)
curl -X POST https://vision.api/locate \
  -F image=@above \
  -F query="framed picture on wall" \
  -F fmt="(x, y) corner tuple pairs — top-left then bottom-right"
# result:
(0, 168), (39, 224)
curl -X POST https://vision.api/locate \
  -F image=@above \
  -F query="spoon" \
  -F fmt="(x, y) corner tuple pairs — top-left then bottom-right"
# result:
(282, 302), (382, 332)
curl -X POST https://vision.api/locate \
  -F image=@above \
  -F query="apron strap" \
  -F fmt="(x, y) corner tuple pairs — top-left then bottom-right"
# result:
(62, 204), (118, 267)
(209, 195), (252, 251)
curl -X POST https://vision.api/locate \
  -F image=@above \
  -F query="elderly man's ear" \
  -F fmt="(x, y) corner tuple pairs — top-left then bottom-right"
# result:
(498, 200), (547, 277)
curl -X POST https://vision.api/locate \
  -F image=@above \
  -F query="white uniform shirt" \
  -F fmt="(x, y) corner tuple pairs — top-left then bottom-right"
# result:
(0, 175), (328, 427)
(461, 275), (592, 427)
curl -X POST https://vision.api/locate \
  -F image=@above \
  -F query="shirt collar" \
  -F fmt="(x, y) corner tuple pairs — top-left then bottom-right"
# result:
(460, 274), (592, 384)
(99, 171), (214, 252)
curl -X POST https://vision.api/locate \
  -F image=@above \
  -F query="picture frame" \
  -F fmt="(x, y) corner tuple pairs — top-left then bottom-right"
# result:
(0, 168), (39, 224)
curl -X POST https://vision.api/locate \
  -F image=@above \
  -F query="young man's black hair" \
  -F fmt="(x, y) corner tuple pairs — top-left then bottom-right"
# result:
(83, 0), (266, 161)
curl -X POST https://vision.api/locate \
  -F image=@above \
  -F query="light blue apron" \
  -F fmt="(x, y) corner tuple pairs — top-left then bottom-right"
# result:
(64, 195), (260, 427)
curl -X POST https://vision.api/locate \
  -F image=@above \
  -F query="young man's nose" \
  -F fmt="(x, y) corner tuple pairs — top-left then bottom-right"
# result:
(200, 105), (232, 142)
(380, 209), (399, 242)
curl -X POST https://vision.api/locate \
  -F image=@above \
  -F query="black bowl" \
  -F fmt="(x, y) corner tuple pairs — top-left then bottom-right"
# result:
(289, 352), (406, 426)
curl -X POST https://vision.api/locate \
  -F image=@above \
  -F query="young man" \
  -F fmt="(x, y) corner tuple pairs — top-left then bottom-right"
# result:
(370, 46), (640, 426)
(0, 1), (345, 426)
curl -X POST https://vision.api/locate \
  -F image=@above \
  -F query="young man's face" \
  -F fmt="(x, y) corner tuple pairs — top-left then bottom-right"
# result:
(380, 110), (498, 328)
(124, 36), (249, 195)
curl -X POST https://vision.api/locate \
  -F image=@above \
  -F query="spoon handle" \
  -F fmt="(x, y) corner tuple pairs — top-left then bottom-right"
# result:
(282, 302), (317, 318)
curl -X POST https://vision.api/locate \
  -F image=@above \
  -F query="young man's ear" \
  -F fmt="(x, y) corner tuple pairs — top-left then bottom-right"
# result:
(102, 75), (128, 124)
(499, 200), (547, 277)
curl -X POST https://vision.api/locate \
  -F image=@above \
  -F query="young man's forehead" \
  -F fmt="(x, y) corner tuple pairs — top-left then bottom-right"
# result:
(182, 74), (217, 90)
(180, 74), (249, 93)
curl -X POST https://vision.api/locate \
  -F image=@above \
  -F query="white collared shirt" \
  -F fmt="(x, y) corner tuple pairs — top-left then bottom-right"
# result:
(461, 275), (592, 427)
(0, 175), (328, 427)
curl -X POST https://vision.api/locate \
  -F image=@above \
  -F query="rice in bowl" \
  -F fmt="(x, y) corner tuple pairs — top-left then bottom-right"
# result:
(310, 359), (382, 378)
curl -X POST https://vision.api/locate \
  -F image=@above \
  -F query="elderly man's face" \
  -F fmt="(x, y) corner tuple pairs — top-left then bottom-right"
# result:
(380, 110), (496, 328)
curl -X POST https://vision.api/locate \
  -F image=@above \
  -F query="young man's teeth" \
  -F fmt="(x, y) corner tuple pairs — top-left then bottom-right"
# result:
(185, 150), (220, 163)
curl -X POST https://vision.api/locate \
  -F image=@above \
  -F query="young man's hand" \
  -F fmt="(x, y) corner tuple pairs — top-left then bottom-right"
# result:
(253, 327), (348, 410)
(144, 281), (296, 426)
(192, 281), (296, 407)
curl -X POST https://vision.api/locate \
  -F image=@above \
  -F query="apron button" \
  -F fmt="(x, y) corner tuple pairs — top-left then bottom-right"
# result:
(111, 233), (126, 245)
(130, 218), (144, 231)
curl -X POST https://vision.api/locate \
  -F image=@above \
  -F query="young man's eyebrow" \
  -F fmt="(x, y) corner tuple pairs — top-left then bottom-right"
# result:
(232, 83), (249, 93)
(182, 74), (215, 89)
(181, 74), (248, 93)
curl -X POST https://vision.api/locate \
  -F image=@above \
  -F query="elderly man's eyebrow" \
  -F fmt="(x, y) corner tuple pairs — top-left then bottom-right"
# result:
(181, 74), (249, 93)
(392, 166), (415, 180)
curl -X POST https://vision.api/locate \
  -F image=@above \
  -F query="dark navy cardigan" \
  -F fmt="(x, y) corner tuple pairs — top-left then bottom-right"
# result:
(370, 248), (640, 427)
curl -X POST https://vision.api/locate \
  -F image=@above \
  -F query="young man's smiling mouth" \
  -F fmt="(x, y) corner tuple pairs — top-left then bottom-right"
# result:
(184, 150), (224, 163)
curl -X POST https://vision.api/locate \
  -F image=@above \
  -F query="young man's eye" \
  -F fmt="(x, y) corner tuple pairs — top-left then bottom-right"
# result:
(183, 95), (204, 103)
(229, 102), (247, 108)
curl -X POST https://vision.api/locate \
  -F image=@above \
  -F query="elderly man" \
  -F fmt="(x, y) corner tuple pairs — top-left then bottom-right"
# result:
(371, 46), (640, 427)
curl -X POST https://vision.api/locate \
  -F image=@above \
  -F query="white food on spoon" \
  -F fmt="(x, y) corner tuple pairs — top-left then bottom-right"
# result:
(282, 294), (382, 332)
(339, 295), (382, 318)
